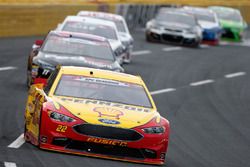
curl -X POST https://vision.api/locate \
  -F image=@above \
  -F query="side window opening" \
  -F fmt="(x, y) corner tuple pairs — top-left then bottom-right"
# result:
(44, 68), (59, 94)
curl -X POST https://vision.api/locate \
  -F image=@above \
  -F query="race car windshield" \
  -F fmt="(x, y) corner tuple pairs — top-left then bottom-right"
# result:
(42, 35), (114, 61)
(113, 20), (127, 33)
(214, 10), (242, 22)
(90, 16), (127, 33)
(54, 75), (152, 108)
(194, 13), (215, 22)
(156, 12), (196, 26)
(62, 21), (118, 40)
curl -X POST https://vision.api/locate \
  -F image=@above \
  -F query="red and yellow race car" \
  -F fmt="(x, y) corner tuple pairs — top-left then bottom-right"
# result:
(24, 66), (170, 165)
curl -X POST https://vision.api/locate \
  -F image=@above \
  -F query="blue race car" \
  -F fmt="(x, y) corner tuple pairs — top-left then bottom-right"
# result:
(182, 6), (222, 45)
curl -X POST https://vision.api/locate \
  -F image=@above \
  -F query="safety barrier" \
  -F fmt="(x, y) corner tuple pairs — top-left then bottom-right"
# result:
(116, 4), (250, 29)
(1, 0), (250, 6)
(0, 4), (115, 37)
(0, 1), (250, 37)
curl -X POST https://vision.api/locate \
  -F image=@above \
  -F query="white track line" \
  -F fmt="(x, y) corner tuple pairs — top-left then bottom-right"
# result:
(162, 47), (182, 52)
(190, 79), (214, 86)
(225, 72), (246, 78)
(0, 66), (17, 71)
(8, 133), (25, 149)
(200, 44), (210, 48)
(132, 50), (151, 56)
(4, 162), (17, 167)
(150, 88), (176, 95)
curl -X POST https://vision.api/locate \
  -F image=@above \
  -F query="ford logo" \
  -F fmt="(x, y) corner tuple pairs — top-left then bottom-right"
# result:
(98, 118), (120, 125)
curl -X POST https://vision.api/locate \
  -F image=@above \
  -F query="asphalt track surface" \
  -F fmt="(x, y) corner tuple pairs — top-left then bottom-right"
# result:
(1, 30), (250, 167)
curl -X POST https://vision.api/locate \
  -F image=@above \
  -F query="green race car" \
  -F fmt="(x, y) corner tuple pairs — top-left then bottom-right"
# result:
(209, 6), (248, 42)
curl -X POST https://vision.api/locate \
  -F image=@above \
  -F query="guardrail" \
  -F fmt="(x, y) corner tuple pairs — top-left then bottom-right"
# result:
(116, 4), (250, 29)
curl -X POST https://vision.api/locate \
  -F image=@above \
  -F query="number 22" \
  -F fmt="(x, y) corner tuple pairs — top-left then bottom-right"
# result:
(56, 125), (67, 132)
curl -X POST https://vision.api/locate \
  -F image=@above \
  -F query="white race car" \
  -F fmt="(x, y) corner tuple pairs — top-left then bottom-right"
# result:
(56, 16), (125, 65)
(77, 11), (134, 64)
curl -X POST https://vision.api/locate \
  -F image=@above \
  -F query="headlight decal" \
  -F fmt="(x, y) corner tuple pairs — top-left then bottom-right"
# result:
(49, 111), (76, 123)
(142, 126), (165, 134)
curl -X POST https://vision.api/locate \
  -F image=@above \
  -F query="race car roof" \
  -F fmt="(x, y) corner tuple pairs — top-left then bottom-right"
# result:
(208, 6), (240, 13)
(182, 6), (215, 16)
(62, 16), (117, 29)
(159, 8), (196, 18)
(49, 30), (108, 42)
(77, 11), (124, 21)
(59, 66), (143, 85)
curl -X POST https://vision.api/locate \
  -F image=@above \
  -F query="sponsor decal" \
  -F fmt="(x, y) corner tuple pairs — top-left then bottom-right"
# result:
(59, 97), (151, 113)
(87, 137), (127, 147)
(94, 107), (123, 119)
(98, 118), (120, 125)
(56, 125), (67, 133)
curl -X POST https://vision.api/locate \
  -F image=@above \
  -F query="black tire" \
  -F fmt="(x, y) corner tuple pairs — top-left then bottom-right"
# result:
(26, 71), (32, 88)
(24, 122), (28, 142)
(146, 34), (152, 42)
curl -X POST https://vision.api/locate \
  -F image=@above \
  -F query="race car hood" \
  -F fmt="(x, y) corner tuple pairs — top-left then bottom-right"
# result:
(118, 32), (133, 42)
(155, 20), (192, 30)
(219, 19), (244, 29)
(52, 96), (159, 129)
(108, 39), (123, 51)
(198, 20), (220, 29)
(34, 52), (121, 71)
(118, 33), (133, 47)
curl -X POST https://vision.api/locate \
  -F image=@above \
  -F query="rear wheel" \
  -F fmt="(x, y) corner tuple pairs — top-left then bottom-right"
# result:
(146, 33), (152, 42)
(26, 71), (32, 88)
(24, 122), (29, 142)
(123, 53), (131, 64)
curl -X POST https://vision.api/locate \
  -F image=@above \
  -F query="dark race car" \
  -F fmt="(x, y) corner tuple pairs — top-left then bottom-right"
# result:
(27, 31), (123, 86)
(146, 8), (202, 47)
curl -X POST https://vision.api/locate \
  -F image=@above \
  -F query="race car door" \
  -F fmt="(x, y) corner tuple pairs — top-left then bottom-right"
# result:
(25, 84), (46, 145)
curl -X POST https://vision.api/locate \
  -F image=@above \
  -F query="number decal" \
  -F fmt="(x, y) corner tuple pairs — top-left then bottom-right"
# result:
(56, 125), (67, 132)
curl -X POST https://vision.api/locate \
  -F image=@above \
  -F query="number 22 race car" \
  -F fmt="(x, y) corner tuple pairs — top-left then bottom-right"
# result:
(24, 66), (170, 165)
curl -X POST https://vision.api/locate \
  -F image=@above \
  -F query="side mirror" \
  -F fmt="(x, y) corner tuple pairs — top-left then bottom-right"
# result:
(32, 40), (44, 50)
(243, 21), (248, 29)
(56, 23), (62, 30)
(34, 78), (47, 88)
(35, 40), (44, 46)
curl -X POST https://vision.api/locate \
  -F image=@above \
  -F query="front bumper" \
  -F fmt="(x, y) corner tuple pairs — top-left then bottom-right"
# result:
(221, 27), (244, 42)
(39, 111), (169, 165)
(146, 28), (200, 46)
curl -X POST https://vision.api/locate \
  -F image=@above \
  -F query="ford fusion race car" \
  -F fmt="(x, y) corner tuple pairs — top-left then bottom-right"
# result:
(24, 66), (170, 165)
(146, 8), (202, 47)
(209, 6), (247, 42)
(77, 11), (134, 64)
(27, 31), (123, 86)
(182, 6), (222, 45)
(56, 16), (125, 65)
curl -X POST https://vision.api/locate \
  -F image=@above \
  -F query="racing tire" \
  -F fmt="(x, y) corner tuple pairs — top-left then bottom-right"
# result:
(26, 71), (32, 88)
(146, 34), (152, 42)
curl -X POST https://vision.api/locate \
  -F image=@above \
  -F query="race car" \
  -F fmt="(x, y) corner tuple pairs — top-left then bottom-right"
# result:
(209, 6), (248, 42)
(56, 16), (125, 65)
(182, 6), (222, 45)
(146, 8), (202, 47)
(77, 11), (134, 64)
(27, 31), (123, 86)
(24, 66), (170, 165)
